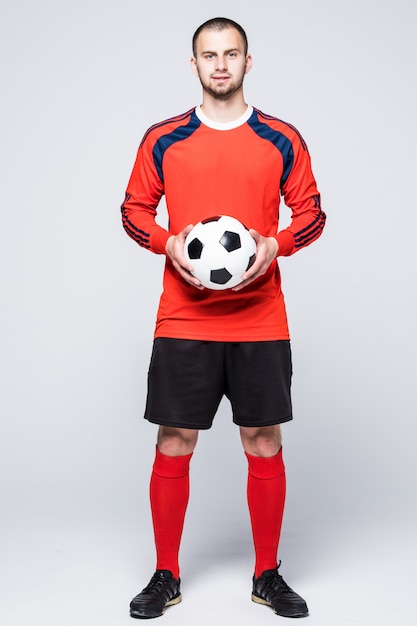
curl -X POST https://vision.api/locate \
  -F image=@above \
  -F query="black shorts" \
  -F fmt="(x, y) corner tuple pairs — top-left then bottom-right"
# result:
(144, 338), (293, 430)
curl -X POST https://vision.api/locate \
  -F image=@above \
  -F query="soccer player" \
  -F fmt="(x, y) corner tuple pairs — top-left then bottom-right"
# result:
(121, 17), (325, 619)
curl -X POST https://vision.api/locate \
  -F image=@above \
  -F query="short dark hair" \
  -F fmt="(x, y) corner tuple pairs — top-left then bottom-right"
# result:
(192, 17), (248, 57)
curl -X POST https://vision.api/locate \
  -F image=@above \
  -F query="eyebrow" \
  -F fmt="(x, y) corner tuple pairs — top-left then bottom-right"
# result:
(200, 48), (241, 55)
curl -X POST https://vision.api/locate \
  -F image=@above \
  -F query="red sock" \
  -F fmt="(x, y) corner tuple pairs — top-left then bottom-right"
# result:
(245, 449), (286, 578)
(150, 446), (192, 579)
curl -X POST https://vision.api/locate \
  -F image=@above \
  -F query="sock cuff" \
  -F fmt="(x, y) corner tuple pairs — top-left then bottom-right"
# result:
(245, 448), (285, 479)
(153, 445), (193, 478)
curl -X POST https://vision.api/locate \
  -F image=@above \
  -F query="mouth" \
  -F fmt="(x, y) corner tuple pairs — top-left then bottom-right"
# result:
(211, 76), (231, 87)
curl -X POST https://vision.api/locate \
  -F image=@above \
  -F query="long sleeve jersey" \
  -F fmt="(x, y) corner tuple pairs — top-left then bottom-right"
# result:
(121, 105), (326, 341)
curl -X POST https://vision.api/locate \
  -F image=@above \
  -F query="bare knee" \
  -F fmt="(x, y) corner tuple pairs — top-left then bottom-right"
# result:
(240, 425), (282, 457)
(157, 426), (199, 457)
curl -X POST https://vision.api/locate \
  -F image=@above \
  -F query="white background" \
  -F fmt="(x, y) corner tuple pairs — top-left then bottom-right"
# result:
(1, 1), (416, 624)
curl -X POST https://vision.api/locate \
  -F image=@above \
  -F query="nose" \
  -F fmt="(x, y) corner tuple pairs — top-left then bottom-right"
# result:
(216, 56), (228, 72)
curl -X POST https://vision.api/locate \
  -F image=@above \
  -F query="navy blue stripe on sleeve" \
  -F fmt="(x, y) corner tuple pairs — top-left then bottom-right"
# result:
(248, 110), (294, 186)
(120, 196), (151, 248)
(152, 112), (201, 182)
(139, 108), (196, 149)
(255, 109), (309, 152)
(293, 195), (326, 249)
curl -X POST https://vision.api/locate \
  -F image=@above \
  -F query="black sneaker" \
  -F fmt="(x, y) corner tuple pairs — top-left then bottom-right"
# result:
(130, 570), (182, 619)
(252, 566), (309, 618)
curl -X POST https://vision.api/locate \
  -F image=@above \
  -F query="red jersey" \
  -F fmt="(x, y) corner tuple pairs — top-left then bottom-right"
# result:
(121, 106), (325, 341)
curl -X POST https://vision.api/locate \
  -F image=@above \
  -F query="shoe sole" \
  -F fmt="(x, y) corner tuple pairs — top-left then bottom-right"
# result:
(252, 593), (309, 618)
(130, 594), (182, 619)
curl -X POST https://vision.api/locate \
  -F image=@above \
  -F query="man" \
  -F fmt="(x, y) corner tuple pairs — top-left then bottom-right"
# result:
(121, 17), (325, 619)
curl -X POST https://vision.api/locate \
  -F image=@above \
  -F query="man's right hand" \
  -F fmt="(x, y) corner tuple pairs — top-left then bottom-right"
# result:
(165, 224), (204, 289)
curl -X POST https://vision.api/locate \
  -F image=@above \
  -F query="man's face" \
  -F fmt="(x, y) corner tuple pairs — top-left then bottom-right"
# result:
(191, 27), (252, 101)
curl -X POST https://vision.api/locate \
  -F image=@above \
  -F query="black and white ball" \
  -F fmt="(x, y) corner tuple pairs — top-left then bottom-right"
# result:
(184, 215), (256, 290)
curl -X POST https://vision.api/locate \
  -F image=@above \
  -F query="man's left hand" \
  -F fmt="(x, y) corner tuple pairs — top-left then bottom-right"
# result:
(232, 229), (278, 291)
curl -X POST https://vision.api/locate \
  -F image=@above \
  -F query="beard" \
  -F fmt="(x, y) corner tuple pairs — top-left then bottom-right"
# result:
(198, 74), (245, 101)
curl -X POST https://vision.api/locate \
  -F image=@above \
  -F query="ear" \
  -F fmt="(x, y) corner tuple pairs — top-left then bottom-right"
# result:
(190, 57), (199, 77)
(245, 54), (253, 75)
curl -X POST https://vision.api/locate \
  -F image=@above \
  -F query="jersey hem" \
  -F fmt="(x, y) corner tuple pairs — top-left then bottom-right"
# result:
(153, 332), (291, 342)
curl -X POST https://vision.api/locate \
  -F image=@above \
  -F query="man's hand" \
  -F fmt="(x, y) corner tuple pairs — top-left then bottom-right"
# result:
(232, 229), (278, 291)
(165, 224), (204, 289)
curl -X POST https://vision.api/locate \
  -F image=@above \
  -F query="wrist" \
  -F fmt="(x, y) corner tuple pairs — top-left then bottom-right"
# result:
(148, 228), (170, 255)
(165, 234), (174, 256)
(275, 231), (295, 257)
(269, 236), (279, 259)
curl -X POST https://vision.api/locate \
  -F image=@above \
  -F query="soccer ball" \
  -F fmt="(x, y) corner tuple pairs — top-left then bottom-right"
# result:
(183, 215), (256, 290)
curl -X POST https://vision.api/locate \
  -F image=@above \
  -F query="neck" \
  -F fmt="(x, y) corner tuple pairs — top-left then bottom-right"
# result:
(200, 90), (248, 123)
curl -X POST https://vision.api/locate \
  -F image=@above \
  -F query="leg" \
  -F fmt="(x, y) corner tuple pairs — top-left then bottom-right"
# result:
(145, 341), (216, 574)
(240, 425), (285, 576)
(131, 338), (219, 618)
(130, 427), (198, 619)
(151, 426), (199, 578)
(241, 425), (308, 618)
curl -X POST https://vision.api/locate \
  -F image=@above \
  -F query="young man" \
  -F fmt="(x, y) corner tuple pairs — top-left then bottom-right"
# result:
(121, 17), (325, 619)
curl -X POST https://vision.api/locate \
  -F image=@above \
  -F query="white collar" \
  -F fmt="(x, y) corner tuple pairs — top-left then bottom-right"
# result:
(195, 105), (253, 130)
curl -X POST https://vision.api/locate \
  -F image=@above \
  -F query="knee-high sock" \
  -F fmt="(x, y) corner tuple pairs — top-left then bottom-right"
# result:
(245, 448), (286, 578)
(150, 446), (192, 579)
